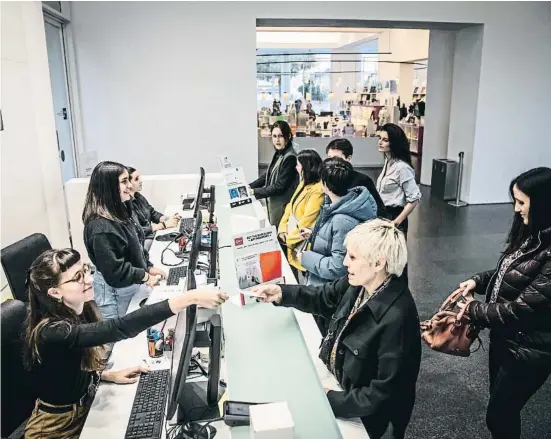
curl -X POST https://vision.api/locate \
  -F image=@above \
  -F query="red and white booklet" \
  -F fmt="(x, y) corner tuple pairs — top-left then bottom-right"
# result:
(231, 226), (284, 306)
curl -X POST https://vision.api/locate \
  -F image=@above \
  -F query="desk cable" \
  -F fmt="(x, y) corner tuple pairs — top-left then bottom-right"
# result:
(161, 231), (191, 267)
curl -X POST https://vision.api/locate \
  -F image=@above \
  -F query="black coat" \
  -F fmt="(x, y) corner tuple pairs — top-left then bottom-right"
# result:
(278, 275), (421, 433)
(470, 227), (551, 360)
(350, 170), (386, 217)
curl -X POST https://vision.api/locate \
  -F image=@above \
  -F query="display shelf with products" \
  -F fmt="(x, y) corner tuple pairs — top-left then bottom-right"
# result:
(399, 122), (424, 156)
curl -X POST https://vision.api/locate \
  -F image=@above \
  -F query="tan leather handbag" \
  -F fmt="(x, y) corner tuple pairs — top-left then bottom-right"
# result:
(420, 288), (481, 357)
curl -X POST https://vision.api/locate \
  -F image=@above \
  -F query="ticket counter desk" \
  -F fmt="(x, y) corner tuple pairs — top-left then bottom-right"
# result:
(79, 184), (369, 439)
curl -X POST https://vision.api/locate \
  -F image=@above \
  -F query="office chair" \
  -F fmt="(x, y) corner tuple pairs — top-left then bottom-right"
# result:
(1, 299), (35, 439)
(1, 233), (52, 302)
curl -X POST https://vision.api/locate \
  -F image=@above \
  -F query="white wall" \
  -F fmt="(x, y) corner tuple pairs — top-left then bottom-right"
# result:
(1, 1), (71, 300)
(421, 30), (456, 186)
(69, 1), (551, 204)
(447, 26), (484, 202)
(69, 1), (258, 181)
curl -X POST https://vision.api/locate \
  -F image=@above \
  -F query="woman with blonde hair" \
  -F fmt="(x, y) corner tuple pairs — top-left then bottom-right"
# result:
(252, 219), (421, 439)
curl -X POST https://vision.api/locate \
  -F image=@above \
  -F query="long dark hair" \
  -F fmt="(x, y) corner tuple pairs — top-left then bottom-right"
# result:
(271, 120), (293, 150)
(83, 161), (129, 224)
(380, 123), (413, 167)
(505, 167), (551, 253)
(23, 249), (105, 372)
(298, 149), (322, 185)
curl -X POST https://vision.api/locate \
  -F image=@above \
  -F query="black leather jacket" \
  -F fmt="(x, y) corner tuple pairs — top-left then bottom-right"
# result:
(469, 227), (551, 359)
(278, 275), (421, 429)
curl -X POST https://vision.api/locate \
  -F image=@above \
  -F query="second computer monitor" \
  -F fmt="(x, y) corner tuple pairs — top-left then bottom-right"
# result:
(187, 210), (203, 273)
(192, 167), (205, 219)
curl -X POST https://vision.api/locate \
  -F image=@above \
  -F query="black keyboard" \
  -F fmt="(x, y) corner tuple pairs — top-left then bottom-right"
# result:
(179, 217), (194, 233)
(124, 369), (170, 439)
(167, 265), (187, 286)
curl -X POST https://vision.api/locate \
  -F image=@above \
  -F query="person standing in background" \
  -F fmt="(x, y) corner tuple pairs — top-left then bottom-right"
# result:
(278, 149), (324, 282)
(326, 138), (386, 217)
(376, 123), (421, 237)
(249, 120), (299, 229)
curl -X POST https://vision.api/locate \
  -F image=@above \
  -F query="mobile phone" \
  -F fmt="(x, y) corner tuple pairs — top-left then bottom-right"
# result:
(223, 401), (263, 426)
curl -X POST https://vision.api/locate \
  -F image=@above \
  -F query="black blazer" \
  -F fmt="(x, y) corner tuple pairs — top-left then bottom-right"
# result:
(470, 226), (551, 360)
(278, 275), (421, 428)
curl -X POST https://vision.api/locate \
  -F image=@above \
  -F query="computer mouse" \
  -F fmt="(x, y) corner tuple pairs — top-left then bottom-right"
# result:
(155, 232), (181, 242)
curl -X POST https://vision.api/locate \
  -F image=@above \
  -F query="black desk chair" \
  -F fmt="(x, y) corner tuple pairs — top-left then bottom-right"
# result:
(1, 299), (35, 439)
(1, 233), (52, 302)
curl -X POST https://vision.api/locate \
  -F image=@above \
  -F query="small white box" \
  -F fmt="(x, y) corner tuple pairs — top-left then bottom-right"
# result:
(250, 402), (294, 439)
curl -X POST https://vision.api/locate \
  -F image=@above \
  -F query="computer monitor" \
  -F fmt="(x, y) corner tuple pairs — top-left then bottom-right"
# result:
(188, 210), (203, 273)
(207, 184), (216, 224)
(167, 270), (198, 421)
(192, 167), (205, 219)
(208, 226), (218, 281)
(167, 268), (223, 423)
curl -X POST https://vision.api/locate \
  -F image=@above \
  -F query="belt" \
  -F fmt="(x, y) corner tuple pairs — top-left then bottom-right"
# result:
(37, 373), (100, 414)
(37, 392), (92, 414)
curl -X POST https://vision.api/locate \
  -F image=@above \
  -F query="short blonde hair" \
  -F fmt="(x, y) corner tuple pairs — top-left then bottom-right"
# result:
(344, 218), (407, 276)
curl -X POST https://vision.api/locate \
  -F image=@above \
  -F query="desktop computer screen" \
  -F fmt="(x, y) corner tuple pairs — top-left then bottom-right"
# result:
(188, 210), (203, 274)
(167, 270), (198, 421)
(192, 167), (206, 219)
(166, 267), (223, 423)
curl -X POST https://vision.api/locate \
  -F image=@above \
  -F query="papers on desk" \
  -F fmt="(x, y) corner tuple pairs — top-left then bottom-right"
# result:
(222, 166), (253, 208)
(146, 286), (186, 305)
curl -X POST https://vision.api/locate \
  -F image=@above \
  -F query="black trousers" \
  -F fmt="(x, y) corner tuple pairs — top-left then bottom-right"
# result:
(486, 340), (551, 439)
(383, 206), (408, 283)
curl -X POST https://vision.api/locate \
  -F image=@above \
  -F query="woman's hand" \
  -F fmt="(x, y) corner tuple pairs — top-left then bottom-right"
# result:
(298, 228), (312, 240)
(146, 274), (161, 288)
(459, 279), (477, 298)
(278, 232), (288, 243)
(164, 216), (179, 229)
(189, 289), (229, 309)
(250, 284), (283, 304)
(102, 365), (150, 384)
(148, 267), (167, 280)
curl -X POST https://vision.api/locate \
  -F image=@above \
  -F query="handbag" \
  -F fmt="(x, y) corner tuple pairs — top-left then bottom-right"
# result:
(420, 288), (481, 357)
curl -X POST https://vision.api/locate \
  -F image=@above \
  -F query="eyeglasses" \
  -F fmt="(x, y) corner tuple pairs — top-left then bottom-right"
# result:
(57, 263), (95, 287)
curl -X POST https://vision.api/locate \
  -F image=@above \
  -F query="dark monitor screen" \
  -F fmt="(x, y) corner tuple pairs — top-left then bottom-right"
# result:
(167, 269), (197, 420)
(188, 210), (203, 273)
(192, 167), (205, 219)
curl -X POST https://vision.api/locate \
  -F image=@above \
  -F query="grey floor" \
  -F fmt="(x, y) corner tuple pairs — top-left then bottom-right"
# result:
(260, 161), (551, 438)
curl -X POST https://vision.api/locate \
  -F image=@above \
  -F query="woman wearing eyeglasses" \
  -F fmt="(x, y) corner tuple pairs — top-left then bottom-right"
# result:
(249, 121), (299, 229)
(23, 248), (228, 439)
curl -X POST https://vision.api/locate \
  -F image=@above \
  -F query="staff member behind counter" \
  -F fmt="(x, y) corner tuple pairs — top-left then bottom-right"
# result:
(127, 166), (181, 238)
(23, 248), (228, 439)
(252, 219), (421, 439)
(249, 120), (299, 228)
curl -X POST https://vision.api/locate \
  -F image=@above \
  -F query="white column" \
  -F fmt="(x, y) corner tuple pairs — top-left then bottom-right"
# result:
(421, 30), (456, 186)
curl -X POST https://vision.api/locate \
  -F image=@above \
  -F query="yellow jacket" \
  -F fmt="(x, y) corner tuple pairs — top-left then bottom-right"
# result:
(278, 180), (325, 271)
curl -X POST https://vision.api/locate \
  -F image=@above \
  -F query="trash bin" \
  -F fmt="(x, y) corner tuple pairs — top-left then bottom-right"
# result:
(431, 159), (459, 201)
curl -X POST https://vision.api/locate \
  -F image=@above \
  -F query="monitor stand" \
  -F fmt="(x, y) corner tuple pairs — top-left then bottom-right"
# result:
(177, 381), (220, 422)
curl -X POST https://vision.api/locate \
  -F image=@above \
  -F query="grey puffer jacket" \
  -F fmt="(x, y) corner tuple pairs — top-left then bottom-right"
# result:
(302, 187), (377, 286)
